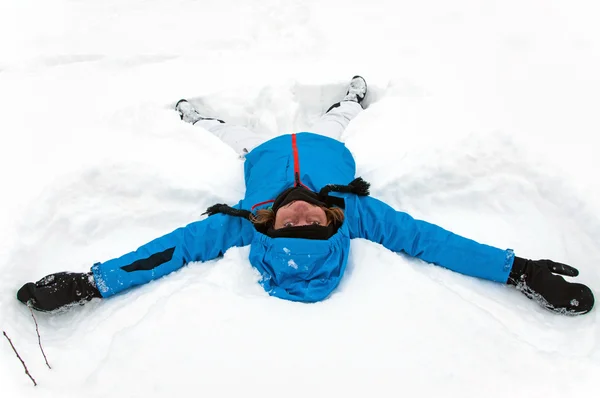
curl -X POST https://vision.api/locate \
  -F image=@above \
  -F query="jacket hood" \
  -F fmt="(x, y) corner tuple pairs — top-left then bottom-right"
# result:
(248, 222), (351, 302)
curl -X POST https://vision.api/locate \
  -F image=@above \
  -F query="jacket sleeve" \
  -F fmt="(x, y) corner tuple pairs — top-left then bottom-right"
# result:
(345, 195), (514, 283)
(91, 213), (255, 297)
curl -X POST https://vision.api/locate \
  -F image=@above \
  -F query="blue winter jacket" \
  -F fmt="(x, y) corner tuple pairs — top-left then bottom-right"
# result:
(92, 132), (515, 302)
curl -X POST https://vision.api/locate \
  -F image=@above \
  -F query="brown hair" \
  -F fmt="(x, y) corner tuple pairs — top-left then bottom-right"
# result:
(251, 206), (344, 228)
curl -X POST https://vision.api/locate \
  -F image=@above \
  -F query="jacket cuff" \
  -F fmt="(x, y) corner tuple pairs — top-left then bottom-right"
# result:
(507, 256), (527, 285)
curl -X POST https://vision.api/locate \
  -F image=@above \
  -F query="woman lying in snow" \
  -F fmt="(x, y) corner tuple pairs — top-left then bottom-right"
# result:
(17, 76), (595, 315)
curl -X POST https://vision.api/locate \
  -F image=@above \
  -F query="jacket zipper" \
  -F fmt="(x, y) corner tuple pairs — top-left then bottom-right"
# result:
(292, 133), (301, 186)
(252, 133), (306, 210)
(291, 133), (309, 188)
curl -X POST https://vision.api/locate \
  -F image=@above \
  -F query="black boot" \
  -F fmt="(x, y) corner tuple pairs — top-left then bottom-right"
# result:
(508, 257), (594, 315)
(17, 272), (102, 312)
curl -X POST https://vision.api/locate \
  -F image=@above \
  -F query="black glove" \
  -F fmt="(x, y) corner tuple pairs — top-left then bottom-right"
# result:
(508, 257), (594, 315)
(17, 272), (102, 312)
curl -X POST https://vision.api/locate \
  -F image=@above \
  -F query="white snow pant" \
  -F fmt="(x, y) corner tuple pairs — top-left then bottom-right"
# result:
(194, 101), (363, 154)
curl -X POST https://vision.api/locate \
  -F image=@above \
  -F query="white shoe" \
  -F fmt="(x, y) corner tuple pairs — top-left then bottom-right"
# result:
(342, 75), (367, 104)
(175, 99), (225, 125)
(175, 99), (204, 124)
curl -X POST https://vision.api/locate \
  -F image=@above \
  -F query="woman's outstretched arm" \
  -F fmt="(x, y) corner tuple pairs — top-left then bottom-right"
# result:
(345, 195), (594, 315)
(345, 195), (513, 282)
(91, 213), (254, 297)
(17, 212), (255, 311)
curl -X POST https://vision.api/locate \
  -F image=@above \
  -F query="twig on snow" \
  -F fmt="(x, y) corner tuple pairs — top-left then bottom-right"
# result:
(2, 330), (38, 386)
(28, 305), (51, 369)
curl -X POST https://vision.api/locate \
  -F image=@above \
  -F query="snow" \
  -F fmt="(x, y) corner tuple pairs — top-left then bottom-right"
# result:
(1, 0), (600, 397)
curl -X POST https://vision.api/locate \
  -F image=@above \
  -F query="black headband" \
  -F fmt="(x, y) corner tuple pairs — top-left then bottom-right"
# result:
(272, 186), (327, 213)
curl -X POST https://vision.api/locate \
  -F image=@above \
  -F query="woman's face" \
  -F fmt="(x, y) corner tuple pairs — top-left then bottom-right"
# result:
(274, 200), (328, 229)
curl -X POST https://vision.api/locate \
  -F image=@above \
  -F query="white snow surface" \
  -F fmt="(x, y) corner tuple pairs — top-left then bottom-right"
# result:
(1, 0), (600, 397)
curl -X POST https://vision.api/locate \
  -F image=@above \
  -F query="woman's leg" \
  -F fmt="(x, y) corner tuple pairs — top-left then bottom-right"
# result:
(194, 119), (265, 155)
(176, 100), (264, 155)
(310, 76), (367, 141)
(310, 101), (363, 141)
